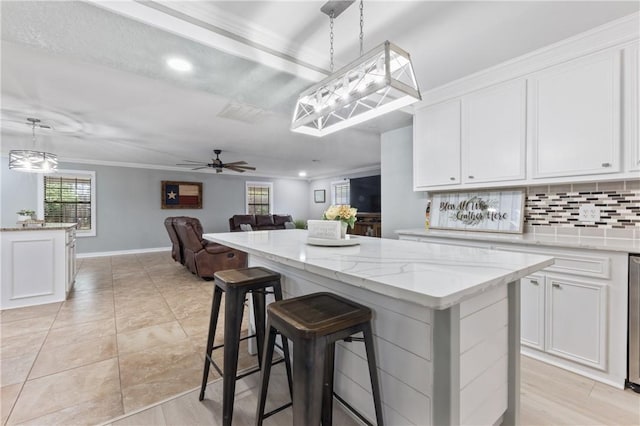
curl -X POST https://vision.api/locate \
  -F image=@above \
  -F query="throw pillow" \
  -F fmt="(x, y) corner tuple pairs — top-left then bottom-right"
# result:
(240, 224), (253, 231)
(284, 221), (295, 229)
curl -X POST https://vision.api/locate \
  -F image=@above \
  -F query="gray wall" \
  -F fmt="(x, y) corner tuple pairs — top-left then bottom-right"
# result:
(1, 157), (309, 254)
(380, 125), (428, 238)
(307, 168), (381, 221)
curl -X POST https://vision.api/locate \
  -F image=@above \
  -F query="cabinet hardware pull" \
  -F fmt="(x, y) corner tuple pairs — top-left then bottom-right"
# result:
(468, 175), (474, 179)
(601, 162), (611, 167)
(531, 280), (539, 285)
(552, 283), (561, 288)
(450, 177), (455, 181)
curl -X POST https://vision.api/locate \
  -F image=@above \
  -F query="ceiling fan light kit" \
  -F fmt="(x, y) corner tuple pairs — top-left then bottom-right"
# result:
(9, 118), (58, 173)
(291, 1), (421, 137)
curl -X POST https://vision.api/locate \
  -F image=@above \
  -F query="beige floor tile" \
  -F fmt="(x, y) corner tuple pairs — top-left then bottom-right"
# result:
(1, 353), (37, 386)
(114, 295), (167, 315)
(67, 287), (114, 301)
(0, 317), (54, 339)
(111, 405), (166, 426)
(0, 303), (61, 324)
(72, 279), (113, 293)
(117, 321), (190, 355)
(112, 285), (159, 299)
(1, 383), (22, 425)
(8, 358), (120, 425)
(44, 317), (116, 348)
(16, 391), (123, 426)
(52, 303), (114, 329)
(115, 305), (176, 334)
(29, 334), (117, 379)
(0, 331), (47, 360)
(119, 342), (203, 413)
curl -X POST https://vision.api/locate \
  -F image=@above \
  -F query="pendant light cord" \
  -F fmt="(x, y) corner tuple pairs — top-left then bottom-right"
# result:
(329, 10), (335, 72)
(359, 0), (364, 56)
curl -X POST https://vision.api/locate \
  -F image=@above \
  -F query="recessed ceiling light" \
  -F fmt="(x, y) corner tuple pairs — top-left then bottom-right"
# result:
(166, 57), (192, 72)
(298, 171), (307, 177)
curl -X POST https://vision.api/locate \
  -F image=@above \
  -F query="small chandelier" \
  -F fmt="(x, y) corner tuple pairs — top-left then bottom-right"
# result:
(9, 118), (58, 173)
(291, 1), (421, 137)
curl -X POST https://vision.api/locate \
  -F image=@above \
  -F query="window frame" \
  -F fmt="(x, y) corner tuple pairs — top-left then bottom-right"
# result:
(331, 180), (350, 205)
(37, 169), (97, 237)
(245, 181), (273, 215)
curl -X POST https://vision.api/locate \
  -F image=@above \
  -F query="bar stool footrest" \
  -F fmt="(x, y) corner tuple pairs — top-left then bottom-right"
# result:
(334, 392), (375, 426)
(262, 402), (293, 420)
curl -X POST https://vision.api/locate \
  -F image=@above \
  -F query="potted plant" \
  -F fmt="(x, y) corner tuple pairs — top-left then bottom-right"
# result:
(17, 209), (36, 221)
(322, 205), (357, 238)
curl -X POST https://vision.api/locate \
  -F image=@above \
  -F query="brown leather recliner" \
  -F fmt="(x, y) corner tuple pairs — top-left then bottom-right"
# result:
(173, 217), (247, 279)
(164, 216), (187, 264)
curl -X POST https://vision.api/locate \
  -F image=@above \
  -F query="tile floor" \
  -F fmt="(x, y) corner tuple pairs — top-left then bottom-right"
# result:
(2, 252), (639, 425)
(0, 252), (256, 425)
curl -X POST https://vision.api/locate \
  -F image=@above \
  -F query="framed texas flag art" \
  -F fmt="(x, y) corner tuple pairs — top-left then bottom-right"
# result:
(161, 181), (203, 209)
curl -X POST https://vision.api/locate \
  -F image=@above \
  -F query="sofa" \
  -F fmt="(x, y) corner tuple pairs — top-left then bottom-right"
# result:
(228, 214), (294, 232)
(164, 216), (247, 279)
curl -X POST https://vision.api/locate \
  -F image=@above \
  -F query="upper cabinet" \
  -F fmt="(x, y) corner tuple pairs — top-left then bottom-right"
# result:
(412, 14), (639, 192)
(529, 50), (621, 178)
(625, 44), (639, 172)
(413, 99), (461, 188)
(462, 79), (526, 184)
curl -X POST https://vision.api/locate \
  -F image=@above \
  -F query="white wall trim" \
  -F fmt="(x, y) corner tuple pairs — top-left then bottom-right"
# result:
(416, 11), (640, 107)
(78, 246), (171, 259)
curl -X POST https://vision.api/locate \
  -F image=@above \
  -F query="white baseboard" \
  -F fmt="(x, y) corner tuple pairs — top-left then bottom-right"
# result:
(77, 246), (171, 259)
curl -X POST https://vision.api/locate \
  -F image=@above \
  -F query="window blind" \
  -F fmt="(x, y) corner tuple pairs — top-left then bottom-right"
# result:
(43, 176), (92, 230)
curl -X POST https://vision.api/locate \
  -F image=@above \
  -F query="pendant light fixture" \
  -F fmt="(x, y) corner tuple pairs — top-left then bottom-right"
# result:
(9, 118), (58, 172)
(291, 0), (421, 137)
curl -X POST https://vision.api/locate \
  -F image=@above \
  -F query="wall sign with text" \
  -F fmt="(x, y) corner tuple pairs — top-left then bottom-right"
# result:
(430, 190), (524, 233)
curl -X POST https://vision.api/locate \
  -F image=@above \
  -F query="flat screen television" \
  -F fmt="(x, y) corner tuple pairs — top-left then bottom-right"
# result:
(349, 175), (381, 213)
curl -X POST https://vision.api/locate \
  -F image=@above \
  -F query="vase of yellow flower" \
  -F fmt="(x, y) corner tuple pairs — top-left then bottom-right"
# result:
(322, 205), (357, 238)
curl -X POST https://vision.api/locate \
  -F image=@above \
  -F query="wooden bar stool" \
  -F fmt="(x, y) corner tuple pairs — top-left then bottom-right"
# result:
(199, 267), (293, 426)
(255, 292), (384, 426)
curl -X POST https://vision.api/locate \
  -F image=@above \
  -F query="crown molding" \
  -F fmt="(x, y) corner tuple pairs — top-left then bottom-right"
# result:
(416, 11), (640, 108)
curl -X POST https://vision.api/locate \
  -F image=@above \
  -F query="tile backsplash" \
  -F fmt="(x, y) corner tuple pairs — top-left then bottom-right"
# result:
(523, 180), (639, 237)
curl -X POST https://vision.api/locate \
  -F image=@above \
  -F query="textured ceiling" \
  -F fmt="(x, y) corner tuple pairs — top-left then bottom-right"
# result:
(1, 1), (638, 178)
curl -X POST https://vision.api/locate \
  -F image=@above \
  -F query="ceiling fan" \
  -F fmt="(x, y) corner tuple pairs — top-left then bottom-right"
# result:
(176, 149), (256, 173)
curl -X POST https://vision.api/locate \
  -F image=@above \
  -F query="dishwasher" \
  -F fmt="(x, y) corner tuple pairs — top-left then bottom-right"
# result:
(628, 254), (640, 393)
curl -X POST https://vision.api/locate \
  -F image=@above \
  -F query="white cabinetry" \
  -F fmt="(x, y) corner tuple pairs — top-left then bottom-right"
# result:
(545, 276), (607, 369)
(625, 44), (639, 172)
(462, 79), (526, 184)
(397, 232), (628, 388)
(529, 50), (621, 178)
(1, 225), (77, 309)
(520, 275), (544, 350)
(413, 99), (460, 187)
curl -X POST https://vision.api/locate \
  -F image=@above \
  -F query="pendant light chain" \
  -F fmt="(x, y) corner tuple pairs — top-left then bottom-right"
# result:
(329, 10), (335, 72)
(359, 0), (364, 56)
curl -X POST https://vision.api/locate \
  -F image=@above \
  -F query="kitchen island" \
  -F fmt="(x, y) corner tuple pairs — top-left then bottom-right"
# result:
(1, 223), (77, 309)
(204, 229), (553, 426)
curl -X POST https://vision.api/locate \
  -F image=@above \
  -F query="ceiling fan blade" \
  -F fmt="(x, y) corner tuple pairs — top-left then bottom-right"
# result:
(227, 165), (256, 170)
(226, 166), (248, 173)
(223, 161), (248, 166)
(191, 166), (209, 170)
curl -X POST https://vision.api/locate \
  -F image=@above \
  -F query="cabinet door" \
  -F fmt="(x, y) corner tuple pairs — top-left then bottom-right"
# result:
(413, 100), (461, 188)
(462, 79), (526, 183)
(545, 277), (607, 370)
(530, 50), (621, 178)
(520, 275), (545, 350)
(624, 44), (639, 172)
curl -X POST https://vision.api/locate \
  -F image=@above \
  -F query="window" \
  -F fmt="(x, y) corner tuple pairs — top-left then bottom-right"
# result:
(332, 180), (350, 205)
(38, 170), (96, 236)
(246, 181), (273, 215)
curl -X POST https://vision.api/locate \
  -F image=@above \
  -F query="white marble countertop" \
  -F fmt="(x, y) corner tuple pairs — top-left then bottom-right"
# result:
(1, 223), (76, 232)
(204, 229), (554, 310)
(395, 228), (640, 253)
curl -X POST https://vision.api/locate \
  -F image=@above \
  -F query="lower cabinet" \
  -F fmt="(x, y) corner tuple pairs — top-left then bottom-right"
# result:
(521, 274), (607, 370)
(397, 232), (628, 388)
